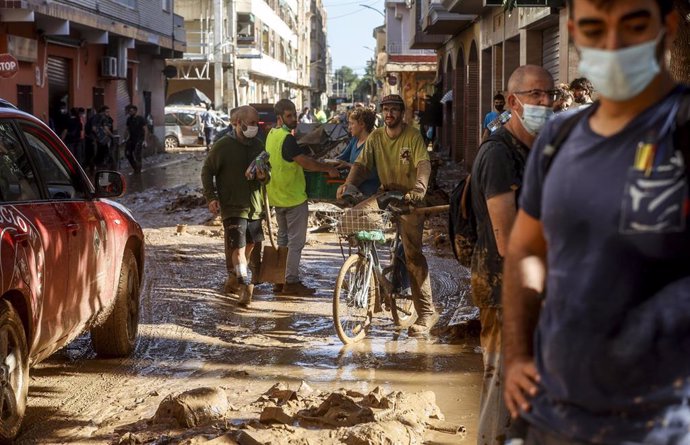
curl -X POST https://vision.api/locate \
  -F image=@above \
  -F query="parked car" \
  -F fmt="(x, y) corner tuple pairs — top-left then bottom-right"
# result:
(0, 99), (144, 440)
(164, 106), (204, 148)
(249, 103), (276, 140)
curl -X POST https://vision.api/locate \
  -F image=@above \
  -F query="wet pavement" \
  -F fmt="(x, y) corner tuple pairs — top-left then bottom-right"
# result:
(18, 150), (482, 444)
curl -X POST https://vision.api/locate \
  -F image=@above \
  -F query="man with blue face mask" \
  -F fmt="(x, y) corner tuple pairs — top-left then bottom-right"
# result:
(503, 0), (690, 444)
(202, 105), (267, 306)
(469, 64), (554, 445)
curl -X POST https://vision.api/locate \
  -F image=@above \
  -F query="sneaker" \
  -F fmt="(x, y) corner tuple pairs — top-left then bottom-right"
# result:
(272, 283), (284, 293)
(224, 275), (240, 294)
(238, 284), (254, 306)
(408, 311), (439, 336)
(282, 281), (316, 296)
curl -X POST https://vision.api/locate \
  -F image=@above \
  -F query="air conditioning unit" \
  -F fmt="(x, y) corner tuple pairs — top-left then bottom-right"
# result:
(101, 57), (118, 78)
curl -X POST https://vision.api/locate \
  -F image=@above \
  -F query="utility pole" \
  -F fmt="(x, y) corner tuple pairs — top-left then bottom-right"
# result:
(213, 0), (223, 109)
(227, 0), (237, 109)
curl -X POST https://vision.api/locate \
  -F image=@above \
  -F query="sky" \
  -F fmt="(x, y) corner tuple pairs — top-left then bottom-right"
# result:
(324, 0), (385, 75)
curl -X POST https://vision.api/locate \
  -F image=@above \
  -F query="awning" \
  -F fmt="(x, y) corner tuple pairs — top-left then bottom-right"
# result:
(440, 89), (453, 104)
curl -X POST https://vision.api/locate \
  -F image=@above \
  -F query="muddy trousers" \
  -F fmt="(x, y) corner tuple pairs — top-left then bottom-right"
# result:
(126, 139), (143, 172)
(478, 307), (511, 445)
(399, 212), (434, 317)
(275, 201), (308, 284)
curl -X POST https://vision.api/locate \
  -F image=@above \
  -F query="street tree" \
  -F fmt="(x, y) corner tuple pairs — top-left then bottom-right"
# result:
(333, 66), (359, 97)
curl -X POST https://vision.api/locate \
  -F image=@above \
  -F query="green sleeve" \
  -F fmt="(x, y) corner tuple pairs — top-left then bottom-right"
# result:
(355, 132), (377, 171)
(201, 148), (219, 202)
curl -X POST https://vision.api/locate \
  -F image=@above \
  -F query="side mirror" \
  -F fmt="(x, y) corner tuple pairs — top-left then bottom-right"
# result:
(94, 171), (126, 198)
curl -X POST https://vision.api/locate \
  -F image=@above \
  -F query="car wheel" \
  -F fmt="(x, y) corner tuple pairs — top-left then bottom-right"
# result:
(164, 136), (179, 149)
(91, 249), (140, 357)
(0, 300), (29, 442)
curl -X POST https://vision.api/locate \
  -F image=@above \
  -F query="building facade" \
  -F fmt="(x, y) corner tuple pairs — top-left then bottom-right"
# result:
(1, 0), (186, 141)
(413, 0), (572, 167)
(309, 0), (328, 109)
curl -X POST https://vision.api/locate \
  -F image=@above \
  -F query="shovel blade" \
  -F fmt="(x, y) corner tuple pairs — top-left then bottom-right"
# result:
(258, 246), (288, 284)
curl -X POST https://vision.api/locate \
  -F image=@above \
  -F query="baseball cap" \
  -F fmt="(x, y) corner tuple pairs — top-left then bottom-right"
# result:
(380, 94), (405, 109)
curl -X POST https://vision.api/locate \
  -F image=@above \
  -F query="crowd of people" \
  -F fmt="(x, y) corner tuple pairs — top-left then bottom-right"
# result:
(50, 103), (149, 174)
(470, 0), (690, 444)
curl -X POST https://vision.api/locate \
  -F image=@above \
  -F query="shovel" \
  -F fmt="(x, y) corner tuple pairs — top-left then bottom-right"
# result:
(258, 185), (287, 284)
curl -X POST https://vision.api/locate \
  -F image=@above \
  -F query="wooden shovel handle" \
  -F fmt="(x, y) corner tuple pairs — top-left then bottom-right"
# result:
(263, 185), (278, 250)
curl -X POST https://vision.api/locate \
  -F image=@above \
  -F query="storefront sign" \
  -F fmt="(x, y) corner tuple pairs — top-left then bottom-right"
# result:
(7, 35), (37, 63)
(0, 54), (19, 79)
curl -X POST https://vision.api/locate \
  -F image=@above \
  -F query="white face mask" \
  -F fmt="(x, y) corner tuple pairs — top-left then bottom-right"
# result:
(515, 98), (554, 136)
(242, 125), (259, 139)
(577, 32), (664, 102)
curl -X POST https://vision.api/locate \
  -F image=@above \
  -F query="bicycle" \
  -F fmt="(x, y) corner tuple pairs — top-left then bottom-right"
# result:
(331, 193), (449, 344)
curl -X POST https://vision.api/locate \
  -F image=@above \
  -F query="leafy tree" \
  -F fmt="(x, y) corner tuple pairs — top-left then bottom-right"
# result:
(354, 59), (377, 102)
(333, 66), (359, 97)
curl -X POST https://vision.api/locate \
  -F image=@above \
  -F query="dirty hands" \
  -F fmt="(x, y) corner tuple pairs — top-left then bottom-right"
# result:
(326, 166), (340, 179)
(504, 356), (540, 418)
(208, 200), (220, 215)
(403, 188), (425, 204)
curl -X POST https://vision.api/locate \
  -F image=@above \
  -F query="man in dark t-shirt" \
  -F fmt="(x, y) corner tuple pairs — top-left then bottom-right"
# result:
(503, 1), (690, 443)
(125, 105), (148, 173)
(470, 65), (554, 445)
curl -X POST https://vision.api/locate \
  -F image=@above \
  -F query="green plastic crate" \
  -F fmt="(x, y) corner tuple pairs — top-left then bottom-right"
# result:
(304, 171), (345, 200)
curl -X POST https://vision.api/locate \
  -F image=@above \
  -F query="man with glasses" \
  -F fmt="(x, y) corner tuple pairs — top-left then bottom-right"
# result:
(470, 65), (554, 445)
(338, 94), (436, 335)
(503, 1), (690, 443)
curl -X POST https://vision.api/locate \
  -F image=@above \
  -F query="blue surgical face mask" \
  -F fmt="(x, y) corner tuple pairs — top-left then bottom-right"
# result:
(577, 31), (664, 102)
(515, 97), (554, 136)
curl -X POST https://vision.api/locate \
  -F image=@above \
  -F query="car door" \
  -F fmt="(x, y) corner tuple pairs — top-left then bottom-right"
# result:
(0, 119), (68, 358)
(17, 120), (106, 353)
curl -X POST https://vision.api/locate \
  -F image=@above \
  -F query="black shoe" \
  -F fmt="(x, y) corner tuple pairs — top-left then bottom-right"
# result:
(282, 281), (316, 296)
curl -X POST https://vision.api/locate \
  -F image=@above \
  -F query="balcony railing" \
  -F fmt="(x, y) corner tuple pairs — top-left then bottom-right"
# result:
(388, 41), (436, 55)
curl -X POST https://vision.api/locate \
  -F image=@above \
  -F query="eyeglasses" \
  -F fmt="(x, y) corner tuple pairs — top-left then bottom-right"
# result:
(382, 107), (402, 114)
(513, 89), (559, 102)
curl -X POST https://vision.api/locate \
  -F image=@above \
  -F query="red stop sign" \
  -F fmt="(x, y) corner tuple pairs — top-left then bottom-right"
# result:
(0, 54), (19, 79)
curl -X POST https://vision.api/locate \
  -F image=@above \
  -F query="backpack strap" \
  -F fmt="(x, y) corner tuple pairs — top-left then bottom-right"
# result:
(541, 106), (594, 176)
(673, 89), (690, 179)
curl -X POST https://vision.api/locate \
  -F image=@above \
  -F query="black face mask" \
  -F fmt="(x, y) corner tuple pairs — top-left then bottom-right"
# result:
(495, 104), (505, 112)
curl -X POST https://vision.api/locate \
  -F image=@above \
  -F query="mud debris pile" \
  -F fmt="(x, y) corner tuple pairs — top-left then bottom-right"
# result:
(115, 382), (465, 445)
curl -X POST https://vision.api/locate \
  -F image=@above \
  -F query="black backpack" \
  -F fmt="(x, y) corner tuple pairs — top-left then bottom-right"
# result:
(449, 88), (690, 268)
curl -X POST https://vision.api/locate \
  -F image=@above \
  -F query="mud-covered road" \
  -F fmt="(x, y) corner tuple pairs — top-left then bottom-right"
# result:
(16, 150), (483, 444)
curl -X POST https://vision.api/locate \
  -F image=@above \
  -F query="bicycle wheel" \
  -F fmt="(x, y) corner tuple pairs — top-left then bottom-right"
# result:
(333, 254), (376, 344)
(390, 293), (417, 327)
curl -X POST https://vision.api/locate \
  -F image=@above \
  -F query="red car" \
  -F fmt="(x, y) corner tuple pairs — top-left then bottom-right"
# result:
(0, 100), (144, 439)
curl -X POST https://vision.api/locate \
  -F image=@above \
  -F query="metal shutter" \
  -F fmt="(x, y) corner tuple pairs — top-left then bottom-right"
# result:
(47, 56), (70, 108)
(453, 62), (464, 163)
(464, 57), (480, 170)
(542, 26), (559, 83)
(115, 79), (131, 135)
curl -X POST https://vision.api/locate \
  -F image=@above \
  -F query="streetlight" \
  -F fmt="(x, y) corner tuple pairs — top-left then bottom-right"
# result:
(359, 4), (384, 18)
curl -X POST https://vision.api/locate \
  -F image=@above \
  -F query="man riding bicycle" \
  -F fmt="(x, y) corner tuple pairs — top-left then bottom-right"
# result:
(337, 94), (437, 336)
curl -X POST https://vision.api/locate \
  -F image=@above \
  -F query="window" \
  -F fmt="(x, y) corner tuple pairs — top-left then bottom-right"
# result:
(262, 26), (270, 54)
(19, 123), (85, 200)
(0, 122), (40, 203)
(162, 0), (170, 11)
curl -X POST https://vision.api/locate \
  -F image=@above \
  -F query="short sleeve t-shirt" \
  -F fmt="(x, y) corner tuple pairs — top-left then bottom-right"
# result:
(519, 87), (690, 443)
(356, 125), (429, 191)
(483, 111), (499, 130)
(470, 127), (528, 308)
(281, 133), (308, 162)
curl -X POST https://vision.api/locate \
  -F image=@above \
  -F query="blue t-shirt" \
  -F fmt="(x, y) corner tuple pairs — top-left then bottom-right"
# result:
(483, 111), (499, 130)
(338, 137), (380, 196)
(520, 87), (690, 443)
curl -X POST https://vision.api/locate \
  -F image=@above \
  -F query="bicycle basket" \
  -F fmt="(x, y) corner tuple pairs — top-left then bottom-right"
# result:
(335, 209), (392, 236)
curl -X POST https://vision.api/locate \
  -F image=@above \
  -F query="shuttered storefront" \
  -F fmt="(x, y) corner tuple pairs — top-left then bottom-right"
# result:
(47, 56), (70, 109)
(542, 26), (560, 83)
(115, 79), (131, 135)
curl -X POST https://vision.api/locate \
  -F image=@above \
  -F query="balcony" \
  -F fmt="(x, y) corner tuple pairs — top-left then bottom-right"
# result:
(424, 3), (476, 35)
(441, 0), (484, 15)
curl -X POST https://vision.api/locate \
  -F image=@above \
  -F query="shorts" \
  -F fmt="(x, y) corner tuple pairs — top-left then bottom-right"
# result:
(223, 217), (264, 249)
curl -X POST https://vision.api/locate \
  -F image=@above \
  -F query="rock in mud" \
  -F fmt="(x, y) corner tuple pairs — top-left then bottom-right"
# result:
(259, 406), (295, 425)
(153, 387), (230, 428)
(341, 420), (423, 445)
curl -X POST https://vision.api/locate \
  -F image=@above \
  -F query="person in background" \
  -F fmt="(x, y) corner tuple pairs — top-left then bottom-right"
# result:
(77, 107), (86, 164)
(299, 107), (312, 123)
(481, 94), (506, 141)
(553, 83), (574, 112)
(569, 76), (594, 108)
(314, 107), (328, 124)
(265, 99), (339, 295)
(92, 106), (114, 169)
(124, 105), (148, 174)
(201, 104), (217, 150)
(62, 108), (82, 161)
(336, 108), (379, 196)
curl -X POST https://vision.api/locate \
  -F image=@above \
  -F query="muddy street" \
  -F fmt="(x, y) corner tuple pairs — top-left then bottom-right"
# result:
(17, 150), (482, 444)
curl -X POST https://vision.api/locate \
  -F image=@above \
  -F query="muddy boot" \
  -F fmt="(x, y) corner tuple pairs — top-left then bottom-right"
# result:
(282, 281), (316, 296)
(249, 243), (262, 285)
(224, 274), (240, 295)
(408, 311), (439, 336)
(272, 283), (284, 294)
(238, 283), (254, 306)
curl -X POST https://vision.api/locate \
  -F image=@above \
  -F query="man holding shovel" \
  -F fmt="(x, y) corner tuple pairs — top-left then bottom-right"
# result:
(265, 99), (339, 295)
(201, 105), (267, 306)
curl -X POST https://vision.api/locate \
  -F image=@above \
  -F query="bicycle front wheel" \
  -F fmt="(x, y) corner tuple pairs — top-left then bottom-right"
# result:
(390, 293), (417, 328)
(333, 254), (376, 344)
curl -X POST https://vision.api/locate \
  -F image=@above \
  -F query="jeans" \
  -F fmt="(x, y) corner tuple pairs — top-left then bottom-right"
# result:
(126, 138), (143, 172)
(478, 307), (512, 445)
(275, 200), (309, 284)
